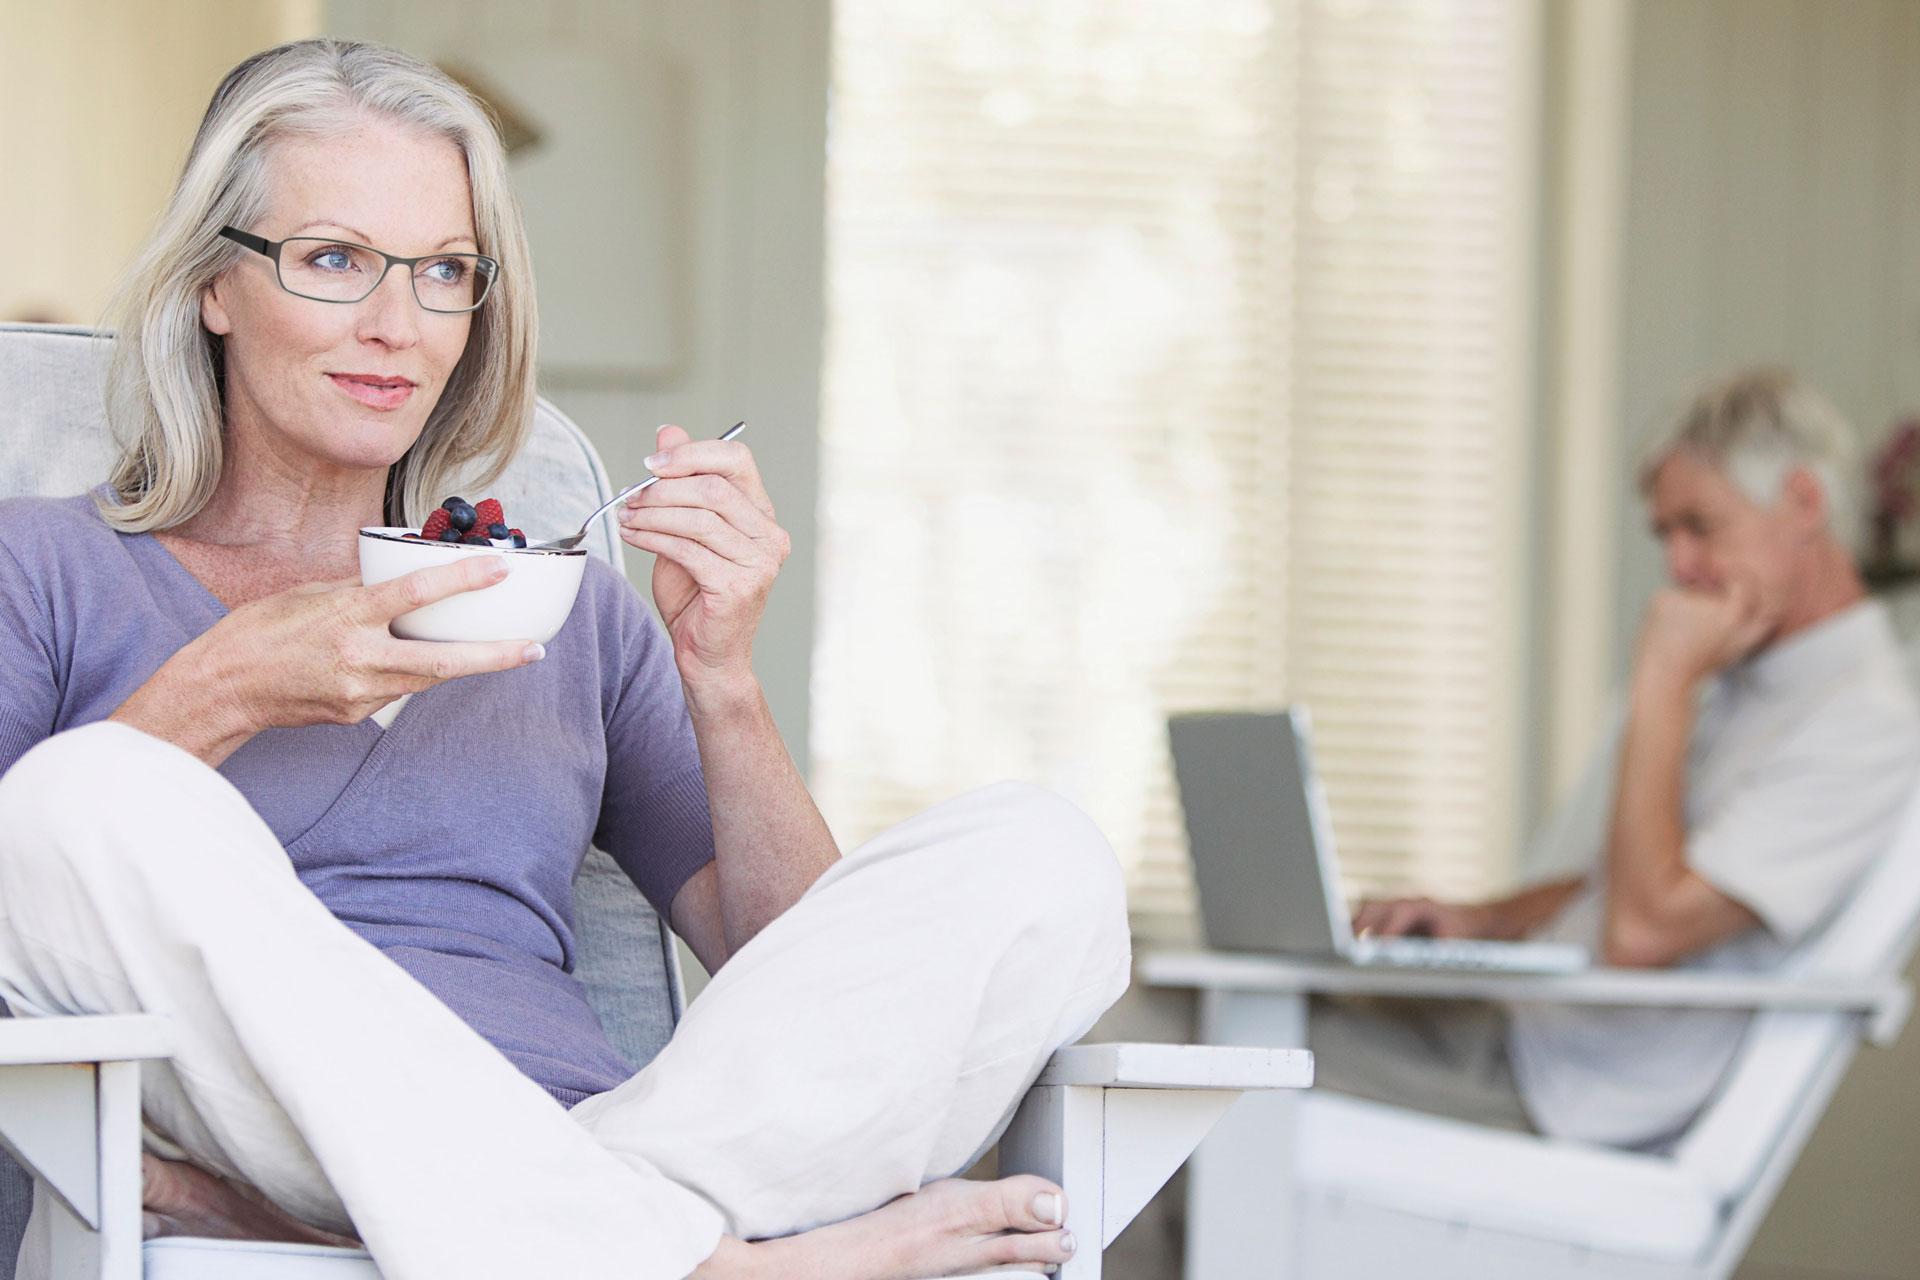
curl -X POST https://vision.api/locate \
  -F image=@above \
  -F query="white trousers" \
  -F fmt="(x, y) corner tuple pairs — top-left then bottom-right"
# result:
(0, 722), (1132, 1280)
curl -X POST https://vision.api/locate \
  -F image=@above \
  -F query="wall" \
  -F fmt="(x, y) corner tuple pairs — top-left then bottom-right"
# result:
(321, 1), (827, 798)
(1615, 3), (1920, 1276)
(1616, 0), (1920, 668)
(0, 0), (322, 323)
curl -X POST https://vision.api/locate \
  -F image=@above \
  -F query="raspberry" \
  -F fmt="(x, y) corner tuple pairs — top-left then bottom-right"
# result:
(420, 507), (451, 540)
(474, 498), (505, 530)
(508, 528), (527, 549)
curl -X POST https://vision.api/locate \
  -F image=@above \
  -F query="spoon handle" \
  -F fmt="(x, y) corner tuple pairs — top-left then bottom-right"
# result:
(589, 421), (747, 528)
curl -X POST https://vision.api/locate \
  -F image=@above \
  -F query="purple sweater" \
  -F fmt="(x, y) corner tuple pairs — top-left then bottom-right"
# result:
(0, 489), (716, 1106)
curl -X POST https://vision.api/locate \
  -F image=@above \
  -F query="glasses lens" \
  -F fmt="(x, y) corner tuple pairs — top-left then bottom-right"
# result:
(278, 239), (388, 303)
(414, 254), (497, 313)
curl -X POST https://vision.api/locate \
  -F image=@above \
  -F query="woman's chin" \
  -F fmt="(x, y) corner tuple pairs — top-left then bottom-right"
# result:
(313, 412), (427, 466)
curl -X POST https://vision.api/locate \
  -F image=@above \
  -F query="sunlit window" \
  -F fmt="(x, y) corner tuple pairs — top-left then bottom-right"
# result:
(815, 0), (1537, 939)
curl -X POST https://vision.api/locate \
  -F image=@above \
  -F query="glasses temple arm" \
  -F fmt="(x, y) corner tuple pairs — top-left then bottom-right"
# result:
(218, 227), (274, 257)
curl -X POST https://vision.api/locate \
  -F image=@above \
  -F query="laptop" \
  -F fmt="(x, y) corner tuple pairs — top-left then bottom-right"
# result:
(1168, 708), (1588, 973)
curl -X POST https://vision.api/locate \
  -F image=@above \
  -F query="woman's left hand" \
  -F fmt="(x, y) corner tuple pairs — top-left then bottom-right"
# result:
(618, 424), (791, 692)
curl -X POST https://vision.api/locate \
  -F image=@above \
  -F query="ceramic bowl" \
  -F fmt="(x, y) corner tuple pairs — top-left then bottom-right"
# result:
(357, 527), (588, 644)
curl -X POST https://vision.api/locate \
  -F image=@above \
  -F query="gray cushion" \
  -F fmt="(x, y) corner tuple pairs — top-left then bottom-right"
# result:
(0, 323), (683, 1276)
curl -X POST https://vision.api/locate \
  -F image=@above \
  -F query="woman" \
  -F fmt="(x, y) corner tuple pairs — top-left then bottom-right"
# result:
(0, 39), (1129, 1280)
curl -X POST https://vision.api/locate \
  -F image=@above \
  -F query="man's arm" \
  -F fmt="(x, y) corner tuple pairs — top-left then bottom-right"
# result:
(1599, 589), (1768, 968)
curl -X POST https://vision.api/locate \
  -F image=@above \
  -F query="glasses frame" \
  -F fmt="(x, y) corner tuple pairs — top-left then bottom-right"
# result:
(218, 226), (499, 314)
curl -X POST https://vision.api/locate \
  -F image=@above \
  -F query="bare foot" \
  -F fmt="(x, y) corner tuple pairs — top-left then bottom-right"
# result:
(141, 1154), (361, 1249)
(692, 1174), (1076, 1280)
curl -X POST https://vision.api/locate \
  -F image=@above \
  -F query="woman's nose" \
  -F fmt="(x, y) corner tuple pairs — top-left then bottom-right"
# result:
(356, 264), (422, 346)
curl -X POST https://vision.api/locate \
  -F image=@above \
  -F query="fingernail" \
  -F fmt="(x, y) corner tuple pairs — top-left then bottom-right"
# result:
(523, 643), (546, 663)
(1033, 1193), (1061, 1226)
(487, 560), (509, 580)
(645, 452), (669, 471)
(1060, 1232), (1076, 1253)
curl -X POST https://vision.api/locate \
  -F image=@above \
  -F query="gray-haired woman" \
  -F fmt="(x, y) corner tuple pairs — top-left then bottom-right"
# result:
(0, 38), (1128, 1280)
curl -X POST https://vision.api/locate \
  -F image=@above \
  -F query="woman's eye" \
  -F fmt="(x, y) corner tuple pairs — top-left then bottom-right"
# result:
(421, 258), (468, 284)
(308, 248), (356, 272)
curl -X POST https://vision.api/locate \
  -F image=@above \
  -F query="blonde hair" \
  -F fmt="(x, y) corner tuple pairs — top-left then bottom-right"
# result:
(95, 38), (538, 533)
(1637, 366), (1862, 552)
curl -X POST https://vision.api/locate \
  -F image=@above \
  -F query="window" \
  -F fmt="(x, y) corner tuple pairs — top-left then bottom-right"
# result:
(815, 0), (1538, 939)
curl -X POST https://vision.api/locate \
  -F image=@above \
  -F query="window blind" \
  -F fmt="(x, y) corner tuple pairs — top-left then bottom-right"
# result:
(814, 0), (1536, 941)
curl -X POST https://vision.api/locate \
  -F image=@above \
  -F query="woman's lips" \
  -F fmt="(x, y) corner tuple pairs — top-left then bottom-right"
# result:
(328, 374), (415, 410)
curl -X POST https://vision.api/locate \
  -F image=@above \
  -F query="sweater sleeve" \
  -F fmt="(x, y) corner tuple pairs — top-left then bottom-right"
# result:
(591, 565), (717, 922)
(0, 536), (58, 780)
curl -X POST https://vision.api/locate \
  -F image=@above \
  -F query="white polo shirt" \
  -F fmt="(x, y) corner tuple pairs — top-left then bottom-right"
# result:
(1505, 600), (1920, 1148)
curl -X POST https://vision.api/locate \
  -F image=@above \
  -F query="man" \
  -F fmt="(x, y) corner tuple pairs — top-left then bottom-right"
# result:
(1315, 366), (1920, 1148)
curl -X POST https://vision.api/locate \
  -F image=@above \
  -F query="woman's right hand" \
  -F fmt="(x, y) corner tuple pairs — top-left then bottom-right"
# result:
(113, 556), (544, 766)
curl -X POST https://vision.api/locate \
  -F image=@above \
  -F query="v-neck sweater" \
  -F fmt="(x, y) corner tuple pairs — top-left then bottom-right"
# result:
(0, 489), (716, 1107)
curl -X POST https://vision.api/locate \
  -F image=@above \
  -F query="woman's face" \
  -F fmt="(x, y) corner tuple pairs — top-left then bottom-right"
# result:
(200, 117), (479, 478)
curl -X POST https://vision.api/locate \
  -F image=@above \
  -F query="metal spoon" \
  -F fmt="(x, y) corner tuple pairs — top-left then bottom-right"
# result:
(530, 421), (746, 550)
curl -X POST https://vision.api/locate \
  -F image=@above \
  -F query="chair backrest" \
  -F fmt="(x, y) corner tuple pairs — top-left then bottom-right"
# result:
(1673, 661), (1920, 1200)
(0, 322), (685, 1275)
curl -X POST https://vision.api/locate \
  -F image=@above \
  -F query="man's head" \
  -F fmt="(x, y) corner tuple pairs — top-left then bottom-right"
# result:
(1638, 367), (1862, 641)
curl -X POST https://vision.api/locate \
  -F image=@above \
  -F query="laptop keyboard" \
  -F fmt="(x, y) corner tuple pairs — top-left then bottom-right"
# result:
(1348, 935), (1589, 973)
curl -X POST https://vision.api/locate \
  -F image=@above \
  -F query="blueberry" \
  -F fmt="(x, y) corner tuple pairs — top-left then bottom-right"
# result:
(446, 500), (478, 532)
(487, 522), (510, 540)
(440, 496), (467, 511)
(510, 532), (527, 549)
(463, 533), (490, 545)
(438, 527), (463, 543)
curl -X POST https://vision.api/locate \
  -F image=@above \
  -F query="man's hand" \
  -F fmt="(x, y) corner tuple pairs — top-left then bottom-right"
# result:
(1632, 581), (1775, 691)
(1351, 896), (1496, 940)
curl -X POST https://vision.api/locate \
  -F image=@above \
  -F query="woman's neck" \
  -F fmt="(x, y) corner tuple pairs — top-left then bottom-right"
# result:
(169, 419), (390, 570)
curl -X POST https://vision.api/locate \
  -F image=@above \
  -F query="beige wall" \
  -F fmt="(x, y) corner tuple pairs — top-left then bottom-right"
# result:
(0, 0), (321, 324)
(319, 1), (826, 805)
(1613, 2), (1920, 1276)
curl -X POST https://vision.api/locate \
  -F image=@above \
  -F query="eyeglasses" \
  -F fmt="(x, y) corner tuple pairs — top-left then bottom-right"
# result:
(218, 226), (499, 314)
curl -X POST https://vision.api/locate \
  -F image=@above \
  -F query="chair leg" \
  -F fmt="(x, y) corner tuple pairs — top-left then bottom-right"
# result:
(999, 1080), (1257, 1280)
(999, 1084), (1104, 1280)
(0, 1059), (144, 1280)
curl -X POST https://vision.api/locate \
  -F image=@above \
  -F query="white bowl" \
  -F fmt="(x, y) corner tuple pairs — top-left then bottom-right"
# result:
(357, 527), (588, 644)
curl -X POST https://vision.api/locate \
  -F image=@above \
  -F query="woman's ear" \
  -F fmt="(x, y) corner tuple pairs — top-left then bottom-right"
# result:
(200, 277), (234, 336)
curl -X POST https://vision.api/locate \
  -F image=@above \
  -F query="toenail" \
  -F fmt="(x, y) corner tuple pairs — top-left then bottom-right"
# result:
(1061, 1231), (1076, 1253)
(1033, 1192), (1062, 1226)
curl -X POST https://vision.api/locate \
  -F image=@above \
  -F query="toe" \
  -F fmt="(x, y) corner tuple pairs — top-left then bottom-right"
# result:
(992, 1174), (1067, 1231)
(979, 1227), (1078, 1270)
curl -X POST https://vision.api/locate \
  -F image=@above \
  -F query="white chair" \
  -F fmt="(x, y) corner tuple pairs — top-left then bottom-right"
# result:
(0, 322), (1313, 1279)
(1144, 777), (1920, 1279)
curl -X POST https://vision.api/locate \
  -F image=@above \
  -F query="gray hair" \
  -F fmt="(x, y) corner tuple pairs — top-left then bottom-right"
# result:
(95, 38), (538, 533)
(1637, 366), (1861, 550)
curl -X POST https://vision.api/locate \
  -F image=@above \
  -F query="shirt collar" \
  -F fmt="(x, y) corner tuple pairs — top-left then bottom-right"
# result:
(1728, 598), (1893, 697)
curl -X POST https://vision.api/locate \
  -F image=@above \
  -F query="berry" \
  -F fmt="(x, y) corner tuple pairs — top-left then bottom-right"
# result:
(509, 528), (527, 549)
(487, 522), (510, 540)
(440, 496), (467, 511)
(462, 533), (490, 546)
(420, 508), (452, 540)
(474, 498), (505, 530)
(446, 500), (477, 532)
(438, 527), (464, 543)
